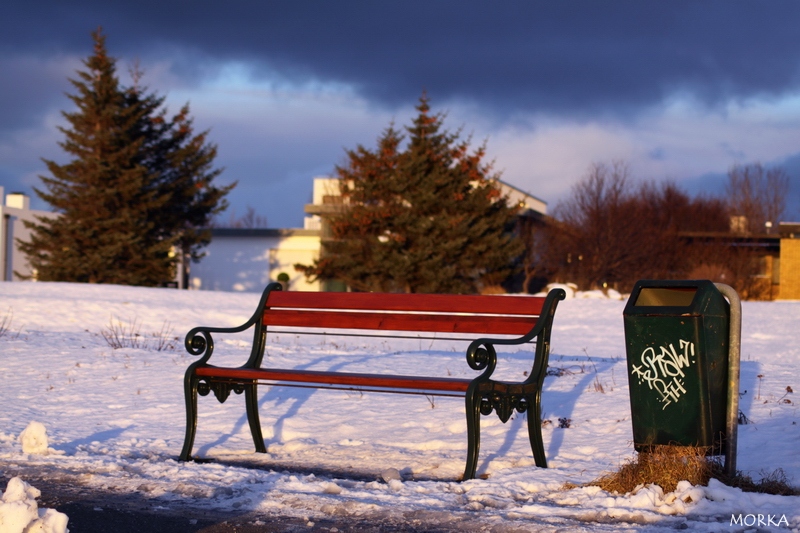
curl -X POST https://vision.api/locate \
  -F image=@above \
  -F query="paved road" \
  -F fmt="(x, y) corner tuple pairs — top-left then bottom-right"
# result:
(1, 471), (539, 533)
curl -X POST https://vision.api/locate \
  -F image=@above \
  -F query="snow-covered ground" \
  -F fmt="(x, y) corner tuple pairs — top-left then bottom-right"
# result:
(1, 282), (799, 532)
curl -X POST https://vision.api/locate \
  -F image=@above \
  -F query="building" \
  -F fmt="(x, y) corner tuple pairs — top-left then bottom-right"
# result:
(187, 178), (344, 292)
(0, 188), (57, 281)
(678, 222), (800, 300)
(779, 222), (800, 299)
(303, 177), (547, 234)
(497, 180), (548, 217)
(187, 227), (321, 292)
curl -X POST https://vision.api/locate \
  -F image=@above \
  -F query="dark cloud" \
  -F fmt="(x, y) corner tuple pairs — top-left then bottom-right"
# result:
(3, 1), (800, 225)
(4, 1), (800, 119)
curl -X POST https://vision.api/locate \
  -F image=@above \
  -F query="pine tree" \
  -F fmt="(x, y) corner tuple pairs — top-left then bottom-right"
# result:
(19, 30), (232, 285)
(128, 85), (230, 262)
(297, 95), (523, 293)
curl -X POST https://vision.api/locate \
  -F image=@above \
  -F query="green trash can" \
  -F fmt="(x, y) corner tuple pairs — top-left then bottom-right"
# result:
(623, 280), (729, 454)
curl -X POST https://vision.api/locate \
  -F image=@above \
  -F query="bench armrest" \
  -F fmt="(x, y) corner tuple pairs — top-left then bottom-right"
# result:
(465, 288), (566, 381)
(185, 282), (283, 366)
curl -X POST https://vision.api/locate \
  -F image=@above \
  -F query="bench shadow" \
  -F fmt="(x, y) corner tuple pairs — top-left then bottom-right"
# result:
(206, 456), (452, 482)
(542, 356), (620, 463)
(195, 345), (558, 477)
(195, 353), (381, 457)
(538, 356), (758, 464)
(473, 413), (525, 476)
(736, 360), (759, 421)
(472, 355), (618, 475)
(55, 426), (134, 454)
(477, 351), (745, 474)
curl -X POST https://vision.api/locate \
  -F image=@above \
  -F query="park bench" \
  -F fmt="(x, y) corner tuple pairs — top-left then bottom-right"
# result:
(180, 282), (566, 480)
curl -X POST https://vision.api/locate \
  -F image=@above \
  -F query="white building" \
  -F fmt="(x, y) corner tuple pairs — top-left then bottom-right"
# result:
(187, 178), (339, 293)
(188, 228), (321, 292)
(498, 180), (547, 217)
(0, 188), (57, 281)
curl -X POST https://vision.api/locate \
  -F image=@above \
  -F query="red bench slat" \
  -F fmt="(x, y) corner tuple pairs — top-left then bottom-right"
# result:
(196, 366), (472, 393)
(266, 290), (546, 315)
(263, 309), (536, 335)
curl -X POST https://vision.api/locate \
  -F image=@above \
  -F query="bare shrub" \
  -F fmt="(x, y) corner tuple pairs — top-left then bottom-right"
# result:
(687, 263), (734, 285)
(100, 317), (177, 351)
(101, 316), (143, 349)
(151, 321), (177, 352)
(0, 308), (12, 338)
(592, 374), (605, 393)
(540, 162), (730, 292)
(726, 162), (790, 234)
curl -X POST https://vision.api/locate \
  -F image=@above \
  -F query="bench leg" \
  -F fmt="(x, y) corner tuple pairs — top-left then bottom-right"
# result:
(526, 390), (547, 468)
(463, 386), (482, 480)
(180, 372), (199, 461)
(245, 383), (267, 454)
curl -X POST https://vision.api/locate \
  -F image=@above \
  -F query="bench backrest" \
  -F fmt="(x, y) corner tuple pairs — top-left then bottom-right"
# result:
(262, 290), (546, 336)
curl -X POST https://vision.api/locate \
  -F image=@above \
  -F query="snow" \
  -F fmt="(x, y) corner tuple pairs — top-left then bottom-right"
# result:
(0, 281), (799, 531)
(18, 422), (49, 455)
(0, 477), (69, 533)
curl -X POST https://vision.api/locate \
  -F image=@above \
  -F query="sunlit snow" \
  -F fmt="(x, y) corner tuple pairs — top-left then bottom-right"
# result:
(0, 282), (798, 531)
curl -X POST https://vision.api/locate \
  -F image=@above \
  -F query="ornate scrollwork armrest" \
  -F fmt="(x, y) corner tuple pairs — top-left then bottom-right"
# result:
(466, 340), (498, 379)
(184, 282), (282, 368)
(185, 329), (215, 364)
(465, 288), (567, 383)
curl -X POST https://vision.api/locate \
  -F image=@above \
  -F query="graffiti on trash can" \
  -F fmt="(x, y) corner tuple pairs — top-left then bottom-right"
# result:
(630, 340), (696, 409)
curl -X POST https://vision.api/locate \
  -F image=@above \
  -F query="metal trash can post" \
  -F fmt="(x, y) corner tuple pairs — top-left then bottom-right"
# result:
(714, 283), (741, 479)
(623, 280), (740, 475)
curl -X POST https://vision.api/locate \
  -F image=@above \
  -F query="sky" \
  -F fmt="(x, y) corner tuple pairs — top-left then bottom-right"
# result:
(2, 1), (800, 228)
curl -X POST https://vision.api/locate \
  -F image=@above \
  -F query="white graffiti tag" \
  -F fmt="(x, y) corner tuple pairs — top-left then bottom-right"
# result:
(631, 340), (695, 409)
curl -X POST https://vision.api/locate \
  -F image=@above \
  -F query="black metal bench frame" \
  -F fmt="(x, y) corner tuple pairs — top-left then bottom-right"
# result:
(180, 283), (565, 480)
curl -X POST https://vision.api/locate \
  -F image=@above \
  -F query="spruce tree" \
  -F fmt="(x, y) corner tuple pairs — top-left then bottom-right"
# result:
(19, 30), (232, 285)
(297, 95), (523, 293)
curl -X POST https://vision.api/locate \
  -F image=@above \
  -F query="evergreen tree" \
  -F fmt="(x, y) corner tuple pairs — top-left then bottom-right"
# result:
(19, 30), (232, 285)
(297, 95), (523, 293)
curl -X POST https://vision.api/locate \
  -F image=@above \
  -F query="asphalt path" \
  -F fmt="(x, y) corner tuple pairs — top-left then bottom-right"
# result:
(0, 468), (540, 533)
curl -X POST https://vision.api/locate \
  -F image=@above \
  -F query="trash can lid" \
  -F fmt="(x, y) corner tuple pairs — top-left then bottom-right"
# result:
(624, 279), (728, 317)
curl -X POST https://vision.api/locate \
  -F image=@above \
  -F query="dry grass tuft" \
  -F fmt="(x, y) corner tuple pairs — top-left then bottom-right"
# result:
(590, 445), (800, 496)
(718, 467), (800, 496)
(592, 445), (713, 494)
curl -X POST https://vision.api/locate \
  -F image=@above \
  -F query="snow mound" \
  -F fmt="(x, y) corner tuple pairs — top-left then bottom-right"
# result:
(0, 477), (69, 533)
(537, 283), (627, 300)
(19, 422), (48, 455)
(538, 283), (577, 299)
